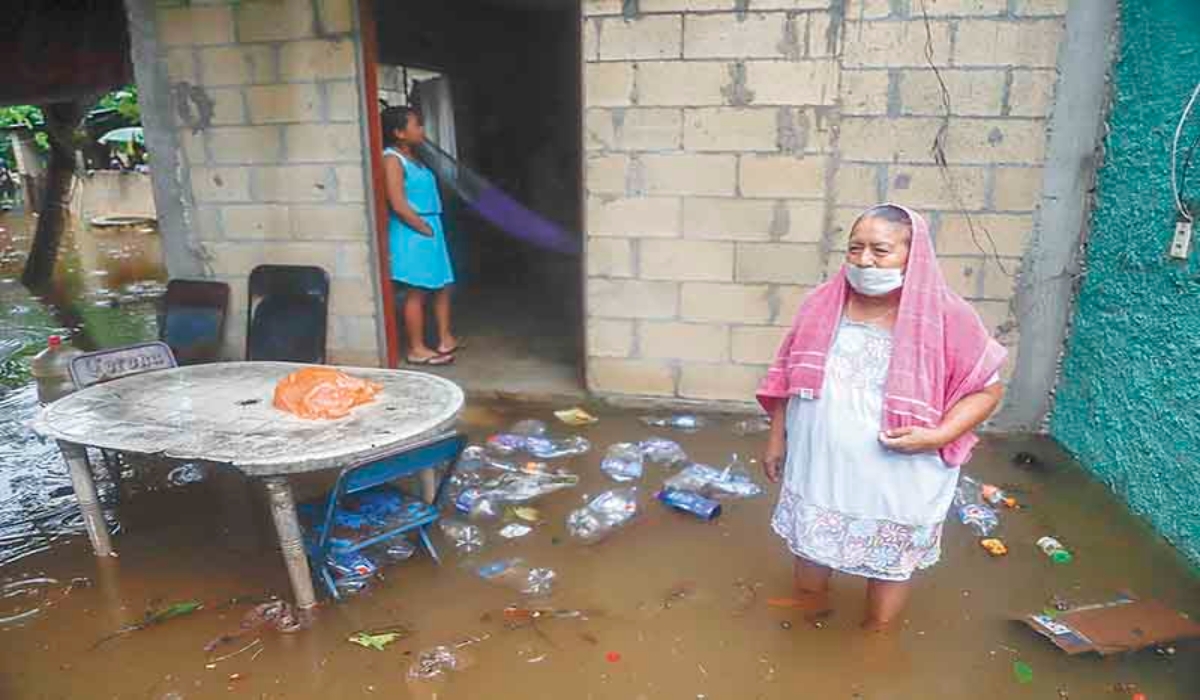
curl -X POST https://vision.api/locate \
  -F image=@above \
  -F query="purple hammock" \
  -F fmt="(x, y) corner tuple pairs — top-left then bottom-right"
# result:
(416, 142), (580, 255)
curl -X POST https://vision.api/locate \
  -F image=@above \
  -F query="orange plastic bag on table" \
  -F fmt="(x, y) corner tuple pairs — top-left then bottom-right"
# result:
(272, 367), (383, 420)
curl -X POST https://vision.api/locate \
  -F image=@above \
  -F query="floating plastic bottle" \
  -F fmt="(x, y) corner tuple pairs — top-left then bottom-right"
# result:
(566, 488), (639, 544)
(640, 414), (707, 432)
(1036, 536), (1073, 564)
(663, 455), (763, 499)
(476, 558), (556, 596)
(640, 437), (688, 466)
(510, 419), (548, 437)
(981, 484), (1018, 508)
(600, 443), (644, 482)
(29, 335), (83, 404)
(526, 436), (591, 459)
(958, 504), (999, 537)
(731, 416), (772, 436)
(439, 518), (486, 553)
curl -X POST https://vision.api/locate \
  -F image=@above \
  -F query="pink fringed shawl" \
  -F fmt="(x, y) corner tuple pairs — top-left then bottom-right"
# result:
(756, 204), (1007, 467)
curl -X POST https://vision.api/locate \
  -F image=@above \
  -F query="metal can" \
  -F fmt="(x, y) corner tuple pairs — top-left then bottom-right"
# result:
(657, 488), (722, 520)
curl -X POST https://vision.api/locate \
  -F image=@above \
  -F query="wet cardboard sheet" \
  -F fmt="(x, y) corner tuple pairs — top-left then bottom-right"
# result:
(1018, 597), (1200, 655)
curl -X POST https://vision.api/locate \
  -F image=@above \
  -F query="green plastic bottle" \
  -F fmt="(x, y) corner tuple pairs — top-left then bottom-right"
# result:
(1037, 536), (1073, 564)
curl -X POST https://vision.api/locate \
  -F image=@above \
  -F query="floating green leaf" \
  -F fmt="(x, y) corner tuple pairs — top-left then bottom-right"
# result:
(1013, 660), (1034, 684)
(348, 631), (404, 651)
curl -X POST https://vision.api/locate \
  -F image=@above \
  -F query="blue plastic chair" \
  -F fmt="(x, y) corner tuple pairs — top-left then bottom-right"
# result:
(300, 432), (466, 600)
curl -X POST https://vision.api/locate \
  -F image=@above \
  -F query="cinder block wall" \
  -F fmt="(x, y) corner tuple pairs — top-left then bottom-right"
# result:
(150, 0), (380, 366)
(582, 0), (1066, 404)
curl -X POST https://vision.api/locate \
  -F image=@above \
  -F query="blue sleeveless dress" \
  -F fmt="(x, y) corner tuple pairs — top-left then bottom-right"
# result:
(384, 148), (455, 289)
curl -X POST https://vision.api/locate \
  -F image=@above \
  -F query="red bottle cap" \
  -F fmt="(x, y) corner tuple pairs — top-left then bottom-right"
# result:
(48, 335), (62, 347)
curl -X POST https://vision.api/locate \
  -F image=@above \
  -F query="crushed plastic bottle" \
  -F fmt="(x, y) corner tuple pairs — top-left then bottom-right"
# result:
(408, 645), (463, 681)
(526, 436), (591, 459)
(498, 523), (533, 539)
(566, 488), (639, 544)
(981, 483), (1018, 508)
(958, 504), (999, 537)
(601, 443), (644, 482)
(476, 558), (556, 596)
(663, 455), (763, 499)
(439, 518), (486, 554)
(640, 437), (688, 466)
(486, 433), (528, 456)
(1036, 536), (1073, 564)
(732, 416), (772, 436)
(166, 463), (206, 486)
(457, 445), (490, 472)
(510, 419), (549, 437)
(640, 414), (707, 432)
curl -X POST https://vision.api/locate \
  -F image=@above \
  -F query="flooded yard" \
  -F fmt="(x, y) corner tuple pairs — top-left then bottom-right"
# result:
(0, 208), (1198, 699)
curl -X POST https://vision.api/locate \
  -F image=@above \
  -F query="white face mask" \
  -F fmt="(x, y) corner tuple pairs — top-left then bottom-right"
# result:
(845, 264), (904, 296)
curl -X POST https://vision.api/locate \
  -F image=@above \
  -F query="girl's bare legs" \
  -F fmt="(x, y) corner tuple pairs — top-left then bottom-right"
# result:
(433, 286), (459, 353)
(793, 557), (834, 618)
(863, 579), (912, 632)
(403, 289), (438, 360)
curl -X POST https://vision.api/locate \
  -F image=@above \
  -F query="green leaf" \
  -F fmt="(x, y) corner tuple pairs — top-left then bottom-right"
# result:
(1013, 660), (1034, 684)
(348, 631), (402, 651)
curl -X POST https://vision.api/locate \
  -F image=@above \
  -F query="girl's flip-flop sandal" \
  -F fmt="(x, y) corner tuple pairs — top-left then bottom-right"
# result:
(438, 340), (468, 354)
(406, 353), (455, 366)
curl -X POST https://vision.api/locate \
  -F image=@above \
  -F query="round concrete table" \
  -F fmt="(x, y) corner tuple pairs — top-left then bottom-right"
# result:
(33, 362), (464, 614)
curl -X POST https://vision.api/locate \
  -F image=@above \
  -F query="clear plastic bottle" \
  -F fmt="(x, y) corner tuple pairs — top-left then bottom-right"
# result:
(1036, 536), (1073, 564)
(29, 335), (83, 404)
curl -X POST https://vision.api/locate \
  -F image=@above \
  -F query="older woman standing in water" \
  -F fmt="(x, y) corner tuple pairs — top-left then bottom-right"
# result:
(758, 203), (1006, 632)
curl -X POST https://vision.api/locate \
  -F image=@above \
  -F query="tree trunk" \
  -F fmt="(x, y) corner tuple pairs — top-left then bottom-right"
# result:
(21, 101), (84, 289)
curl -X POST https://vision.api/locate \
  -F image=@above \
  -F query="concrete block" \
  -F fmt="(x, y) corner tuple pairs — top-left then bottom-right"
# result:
(191, 166), (251, 203)
(683, 197), (775, 241)
(246, 84), (321, 124)
(335, 166), (366, 203)
(587, 196), (681, 237)
(199, 46), (277, 86)
(588, 319), (635, 358)
(753, 0), (835, 9)
(1012, 0), (1068, 15)
(736, 243), (823, 284)
(193, 205), (223, 240)
(916, 0), (1006, 15)
(938, 256), (981, 298)
(732, 325), (787, 364)
(840, 70), (890, 115)
(585, 63), (635, 108)
(583, 0), (624, 16)
(587, 108), (683, 151)
(773, 284), (814, 325)
(598, 16), (683, 61)
(587, 238), (635, 277)
(640, 0), (734, 10)
(945, 119), (1048, 164)
(236, 0), (314, 42)
(318, 0), (355, 33)
(685, 108), (777, 152)
(954, 19), (1064, 68)
(641, 240), (735, 282)
(251, 165), (334, 203)
(280, 39), (356, 81)
(806, 11), (841, 58)
(583, 18), (599, 60)
(739, 155), (827, 198)
(827, 205), (869, 245)
(587, 154), (630, 195)
(334, 241), (372, 279)
(636, 61), (727, 106)
(221, 204), (291, 240)
(165, 48), (197, 83)
(205, 88), (247, 126)
(980, 256), (1019, 299)
(158, 6), (234, 46)
(640, 322), (729, 362)
(205, 126), (283, 165)
(991, 166), (1043, 211)
(641, 153), (737, 196)
(178, 128), (206, 165)
(284, 123), (363, 162)
(887, 164), (988, 209)
(324, 81), (362, 122)
(847, 0), (893, 19)
(588, 358), (677, 397)
(329, 279), (377, 318)
(842, 20), (952, 68)
(1009, 69), (1058, 118)
(681, 282), (771, 323)
(588, 278), (679, 318)
(900, 69), (1006, 116)
(744, 60), (839, 106)
(288, 204), (370, 239)
(684, 13), (788, 60)
(838, 117), (941, 162)
(834, 162), (881, 205)
(782, 200), (828, 243)
(938, 213), (1032, 257)
(678, 363), (762, 401)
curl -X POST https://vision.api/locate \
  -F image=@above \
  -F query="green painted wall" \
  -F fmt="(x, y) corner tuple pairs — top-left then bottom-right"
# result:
(1052, 0), (1200, 566)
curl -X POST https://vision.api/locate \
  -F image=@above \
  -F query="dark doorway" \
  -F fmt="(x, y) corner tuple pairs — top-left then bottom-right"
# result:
(367, 0), (583, 396)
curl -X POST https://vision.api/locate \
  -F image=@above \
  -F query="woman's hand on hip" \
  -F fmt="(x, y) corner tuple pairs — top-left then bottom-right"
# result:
(878, 426), (948, 454)
(764, 429), (786, 484)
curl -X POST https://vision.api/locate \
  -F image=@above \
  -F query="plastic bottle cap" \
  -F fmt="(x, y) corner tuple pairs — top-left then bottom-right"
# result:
(48, 335), (61, 347)
(1051, 550), (1073, 564)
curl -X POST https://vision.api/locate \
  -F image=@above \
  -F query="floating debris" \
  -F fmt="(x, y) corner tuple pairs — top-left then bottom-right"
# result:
(95, 600), (204, 648)
(554, 408), (598, 426)
(348, 626), (413, 651)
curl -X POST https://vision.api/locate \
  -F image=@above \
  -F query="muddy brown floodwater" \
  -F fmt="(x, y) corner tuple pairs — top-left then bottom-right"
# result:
(0, 400), (1197, 700)
(1, 209), (1198, 698)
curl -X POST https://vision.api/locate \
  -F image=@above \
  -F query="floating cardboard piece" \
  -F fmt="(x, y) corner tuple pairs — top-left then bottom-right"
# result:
(1017, 597), (1200, 655)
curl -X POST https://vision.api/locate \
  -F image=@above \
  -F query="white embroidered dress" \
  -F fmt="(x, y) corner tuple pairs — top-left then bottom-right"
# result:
(771, 317), (958, 581)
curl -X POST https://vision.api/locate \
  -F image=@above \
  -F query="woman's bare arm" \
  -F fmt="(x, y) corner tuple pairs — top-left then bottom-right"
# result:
(879, 383), (1004, 454)
(383, 156), (433, 236)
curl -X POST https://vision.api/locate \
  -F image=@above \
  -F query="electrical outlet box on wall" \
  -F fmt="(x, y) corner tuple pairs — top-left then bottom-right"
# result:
(1169, 219), (1193, 259)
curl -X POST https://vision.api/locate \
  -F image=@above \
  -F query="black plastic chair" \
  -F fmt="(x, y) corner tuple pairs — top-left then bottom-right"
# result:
(246, 265), (330, 363)
(158, 279), (230, 365)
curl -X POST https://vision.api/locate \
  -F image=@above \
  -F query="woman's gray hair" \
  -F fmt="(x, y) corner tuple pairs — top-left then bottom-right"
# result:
(851, 204), (913, 239)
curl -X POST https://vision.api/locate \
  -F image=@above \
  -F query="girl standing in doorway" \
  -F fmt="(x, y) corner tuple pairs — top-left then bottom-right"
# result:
(382, 105), (461, 365)
(758, 203), (1006, 632)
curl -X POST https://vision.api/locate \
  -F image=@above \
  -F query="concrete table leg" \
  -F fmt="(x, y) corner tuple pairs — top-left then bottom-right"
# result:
(263, 476), (317, 619)
(58, 441), (113, 557)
